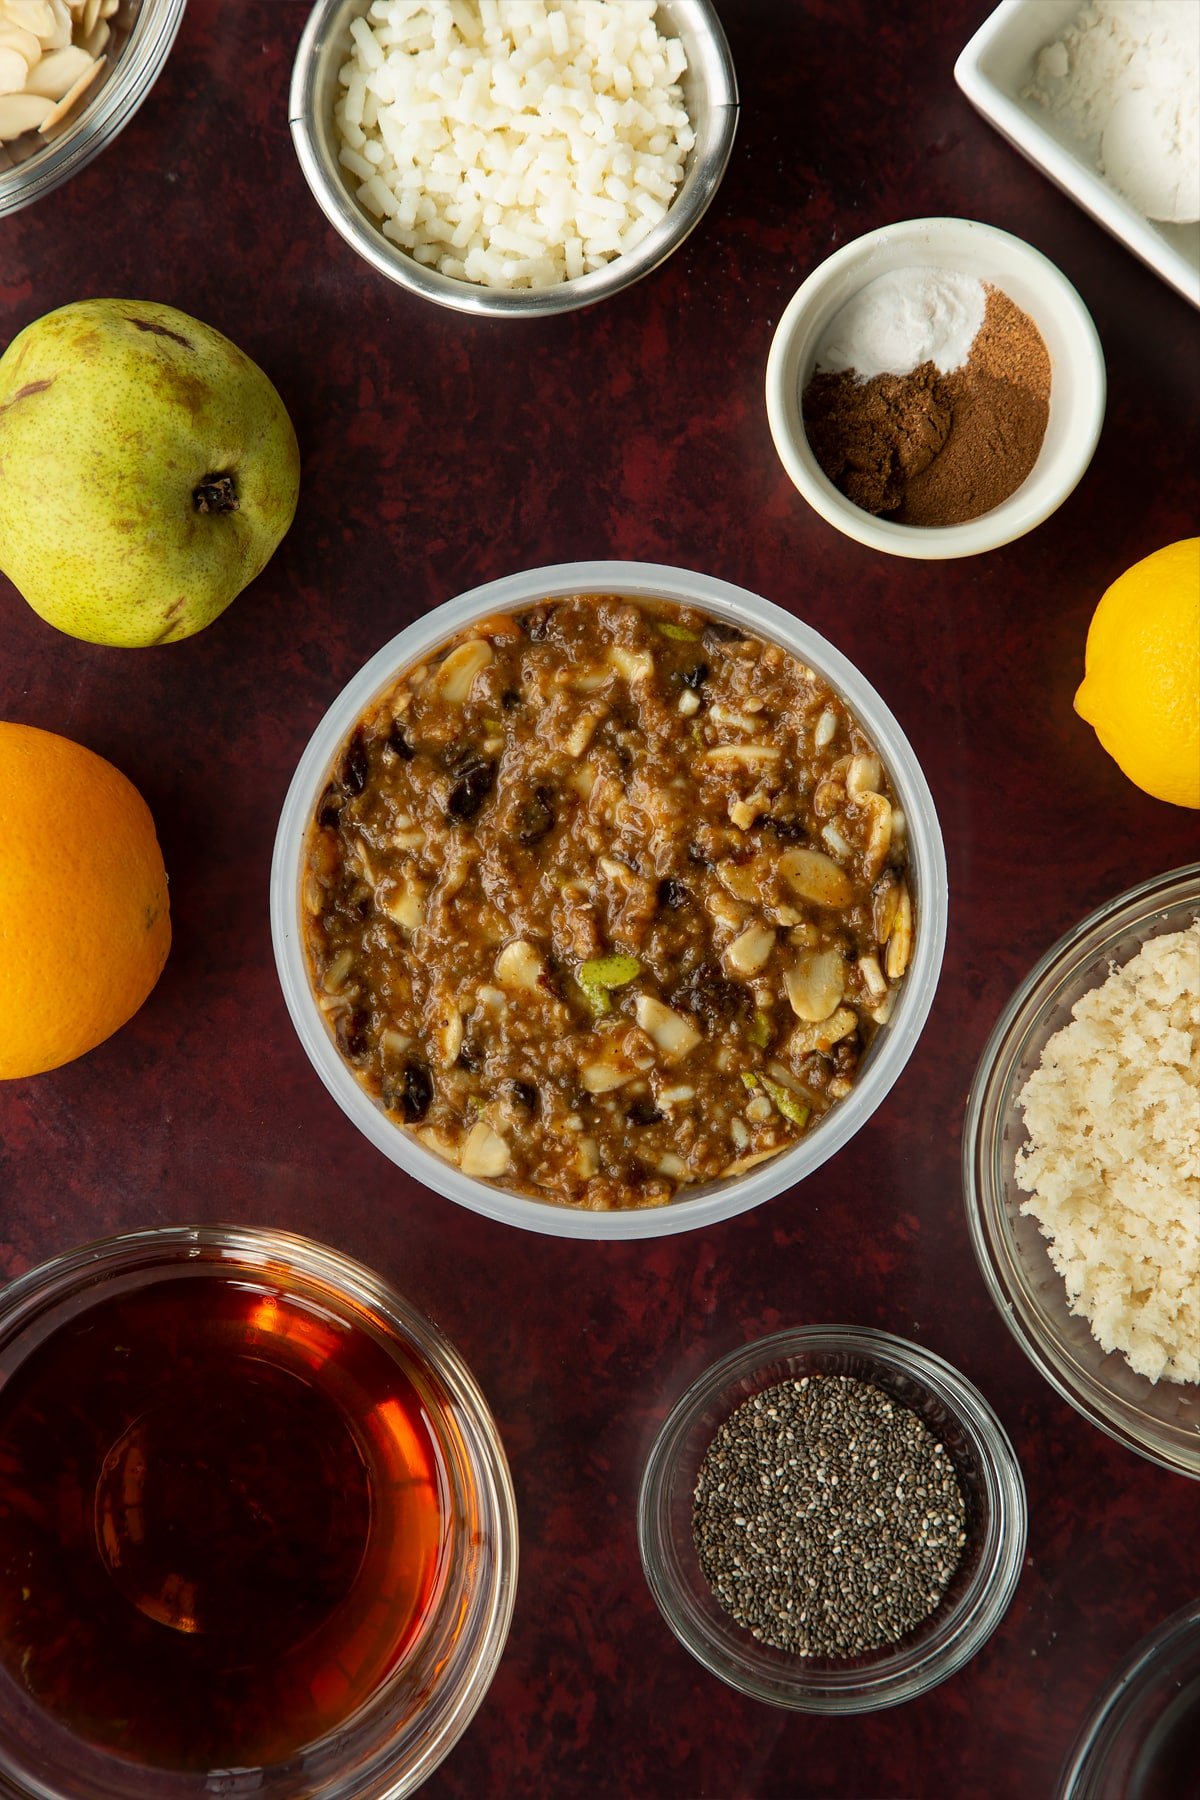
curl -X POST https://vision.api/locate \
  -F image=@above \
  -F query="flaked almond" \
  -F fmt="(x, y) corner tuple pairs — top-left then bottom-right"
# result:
(21, 39), (89, 96)
(382, 882), (425, 931)
(846, 753), (882, 799)
(856, 790), (893, 879)
(428, 637), (493, 703)
(724, 923), (776, 978)
(779, 845), (853, 909)
(460, 1121), (511, 1179)
(416, 1125), (461, 1165)
(857, 952), (888, 1000)
(322, 948), (356, 995)
(784, 949), (845, 1021)
(885, 881), (913, 980)
(564, 704), (606, 758)
(608, 644), (653, 683)
(45, 0), (72, 50)
(814, 708), (838, 750)
(702, 743), (782, 766)
(787, 1005), (857, 1057)
(494, 937), (545, 993)
(37, 46), (99, 125)
(427, 990), (463, 1067)
(0, 23), (42, 66)
(78, 15), (105, 57)
(715, 857), (766, 903)
(0, 47), (30, 95)
(634, 993), (702, 1061)
(5, 0), (55, 34)
(580, 1042), (638, 1093)
(722, 1146), (782, 1177)
(872, 870), (901, 943)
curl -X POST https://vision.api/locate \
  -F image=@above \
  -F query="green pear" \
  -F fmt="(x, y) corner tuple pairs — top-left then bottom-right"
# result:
(0, 299), (301, 648)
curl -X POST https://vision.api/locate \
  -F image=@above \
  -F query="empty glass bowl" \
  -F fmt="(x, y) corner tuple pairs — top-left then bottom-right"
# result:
(637, 1325), (1026, 1711)
(963, 863), (1200, 1480)
(1058, 1600), (1200, 1798)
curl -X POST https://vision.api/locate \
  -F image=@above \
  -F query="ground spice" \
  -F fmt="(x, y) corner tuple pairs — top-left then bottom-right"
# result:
(802, 284), (1051, 528)
(692, 1375), (967, 1658)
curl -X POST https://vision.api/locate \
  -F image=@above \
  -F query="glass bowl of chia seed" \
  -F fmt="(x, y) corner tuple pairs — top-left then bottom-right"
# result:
(637, 1325), (1026, 1711)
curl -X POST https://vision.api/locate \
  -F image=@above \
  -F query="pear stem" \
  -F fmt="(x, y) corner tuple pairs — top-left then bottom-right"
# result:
(193, 475), (239, 514)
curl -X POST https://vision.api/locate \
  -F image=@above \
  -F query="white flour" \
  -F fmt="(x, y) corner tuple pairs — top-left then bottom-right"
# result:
(1026, 0), (1200, 222)
(814, 268), (986, 380)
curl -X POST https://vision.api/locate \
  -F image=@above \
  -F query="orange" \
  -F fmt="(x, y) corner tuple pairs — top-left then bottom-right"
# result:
(0, 723), (170, 1079)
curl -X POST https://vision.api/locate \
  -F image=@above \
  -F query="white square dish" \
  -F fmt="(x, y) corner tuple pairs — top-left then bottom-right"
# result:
(955, 0), (1200, 309)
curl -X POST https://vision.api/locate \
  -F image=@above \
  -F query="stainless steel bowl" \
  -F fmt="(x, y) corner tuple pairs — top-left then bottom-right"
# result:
(288, 0), (738, 317)
(0, 0), (186, 220)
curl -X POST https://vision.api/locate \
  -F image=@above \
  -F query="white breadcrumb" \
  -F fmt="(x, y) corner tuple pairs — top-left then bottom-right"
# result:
(1014, 918), (1200, 1385)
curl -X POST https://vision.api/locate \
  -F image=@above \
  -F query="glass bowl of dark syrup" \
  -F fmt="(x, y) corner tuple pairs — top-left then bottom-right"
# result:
(0, 1224), (517, 1798)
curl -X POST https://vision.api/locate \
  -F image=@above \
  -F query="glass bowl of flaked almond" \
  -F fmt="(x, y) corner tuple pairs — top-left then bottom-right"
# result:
(272, 561), (949, 1241)
(0, 0), (186, 217)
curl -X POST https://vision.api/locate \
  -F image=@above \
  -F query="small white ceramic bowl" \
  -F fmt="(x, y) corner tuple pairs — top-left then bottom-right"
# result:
(271, 561), (948, 1241)
(956, 1), (1200, 311)
(765, 217), (1106, 561)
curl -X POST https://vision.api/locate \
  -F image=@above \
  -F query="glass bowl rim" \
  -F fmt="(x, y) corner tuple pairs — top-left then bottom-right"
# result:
(962, 861), (1200, 1482)
(0, 1222), (519, 1800)
(0, 0), (188, 220)
(636, 1323), (1027, 1713)
(1057, 1597), (1200, 1799)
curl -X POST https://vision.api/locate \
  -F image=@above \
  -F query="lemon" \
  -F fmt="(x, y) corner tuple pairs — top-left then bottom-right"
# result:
(1074, 539), (1200, 810)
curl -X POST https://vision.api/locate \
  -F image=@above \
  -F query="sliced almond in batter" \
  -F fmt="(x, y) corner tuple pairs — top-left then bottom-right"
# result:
(427, 637), (493, 702)
(778, 845), (853, 909)
(784, 949), (845, 1022)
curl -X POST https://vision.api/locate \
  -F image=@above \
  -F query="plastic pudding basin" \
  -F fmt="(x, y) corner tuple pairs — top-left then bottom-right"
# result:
(288, 0), (738, 319)
(765, 217), (1106, 560)
(963, 863), (1200, 1480)
(271, 561), (948, 1241)
(637, 1325), (1027, 1711)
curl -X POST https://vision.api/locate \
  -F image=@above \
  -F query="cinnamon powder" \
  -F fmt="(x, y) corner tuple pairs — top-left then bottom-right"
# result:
(801, 286), (1051, 528)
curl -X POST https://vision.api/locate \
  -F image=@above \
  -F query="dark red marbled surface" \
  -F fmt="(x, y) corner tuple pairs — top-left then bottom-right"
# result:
(1, 2), (1198, 1796)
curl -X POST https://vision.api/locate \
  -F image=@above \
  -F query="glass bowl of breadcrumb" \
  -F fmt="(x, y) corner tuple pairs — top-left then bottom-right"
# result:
(964, 863), (1200, 1481)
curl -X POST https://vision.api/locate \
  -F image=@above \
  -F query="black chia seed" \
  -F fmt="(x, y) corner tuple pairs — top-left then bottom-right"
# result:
(691, 1376), (968, 1658)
